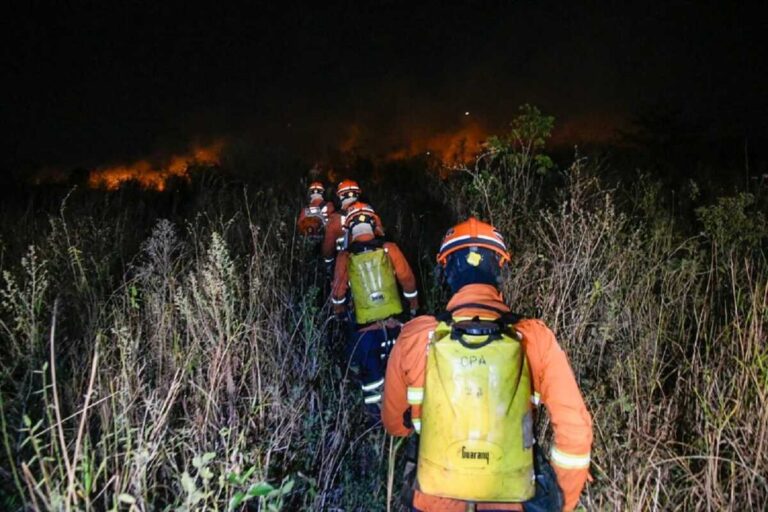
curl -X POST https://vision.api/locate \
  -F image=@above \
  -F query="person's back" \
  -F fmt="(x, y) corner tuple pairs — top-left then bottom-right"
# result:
(297, 181), (334, 239)
(331, 203), (418, 424)
(383, 218), (593, 511)
(331, 202), (417, 324)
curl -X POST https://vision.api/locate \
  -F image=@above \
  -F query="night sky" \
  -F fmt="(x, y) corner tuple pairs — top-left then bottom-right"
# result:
(4, 1), (767, 177)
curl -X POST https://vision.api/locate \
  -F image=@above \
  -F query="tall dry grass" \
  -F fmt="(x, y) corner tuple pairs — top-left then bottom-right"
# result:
(1, 122), (767, 511)
(0, 186), (389, 511)
(450, 129), (768, 510)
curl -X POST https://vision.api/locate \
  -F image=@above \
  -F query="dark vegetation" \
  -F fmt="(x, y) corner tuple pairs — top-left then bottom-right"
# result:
(1, 106), (767, 510)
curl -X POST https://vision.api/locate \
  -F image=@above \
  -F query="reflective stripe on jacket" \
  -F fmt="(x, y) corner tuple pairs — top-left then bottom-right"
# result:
(382, 284), (593, 511)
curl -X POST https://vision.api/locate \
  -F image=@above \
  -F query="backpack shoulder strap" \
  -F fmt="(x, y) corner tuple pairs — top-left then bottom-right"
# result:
(440, 302), (526, 326)
(348, 239), (385, 255)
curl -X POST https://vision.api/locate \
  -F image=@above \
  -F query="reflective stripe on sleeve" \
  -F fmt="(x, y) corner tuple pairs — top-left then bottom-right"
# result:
(550, 447), (591, 469)
(407, 387), (424, 405)
(361, 378), (385, 392)
(530, 392), (541, 405)
(403, 290), (418, 298)
(412, 418), (422, 433)
(331, 297), (346, 305)
(364, 393), (382, 404)
(324, 258), (334, 263)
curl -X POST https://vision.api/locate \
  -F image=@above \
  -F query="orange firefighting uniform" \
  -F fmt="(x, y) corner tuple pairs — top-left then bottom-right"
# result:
(331, 233), (419, 316)
(383, 284), (593, 511)
(297, 197), (334, 236)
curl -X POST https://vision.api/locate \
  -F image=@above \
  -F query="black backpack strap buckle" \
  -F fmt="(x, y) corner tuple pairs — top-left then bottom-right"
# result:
(444, 302), (525, 325)
(450, 318), (503, 349)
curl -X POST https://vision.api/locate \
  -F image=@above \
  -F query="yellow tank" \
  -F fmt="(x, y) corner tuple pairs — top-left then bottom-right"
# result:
(348, 248), (403, 324)
(417, 320), (536, 502)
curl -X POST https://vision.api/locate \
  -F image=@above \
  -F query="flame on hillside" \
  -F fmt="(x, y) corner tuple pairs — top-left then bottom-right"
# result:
(385, 121), (487, 164)
(88, 141), (225, 191)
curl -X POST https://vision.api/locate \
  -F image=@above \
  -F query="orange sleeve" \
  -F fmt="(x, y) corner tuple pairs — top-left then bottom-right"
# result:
(331, 251), (350, 306)
(519, 319), (593, 511)
(296, 209), (305, 234)
(382, 316), (437, 436)
(322, 213), (342, 260)
(384, 242), (419, 309)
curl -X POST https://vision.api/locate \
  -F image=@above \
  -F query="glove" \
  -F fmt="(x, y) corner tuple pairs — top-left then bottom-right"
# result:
(402, 406), (413, 430)
(523, 447), (565, 512)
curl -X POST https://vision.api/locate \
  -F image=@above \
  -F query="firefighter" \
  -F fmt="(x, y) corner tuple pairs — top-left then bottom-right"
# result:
(382, 217), (593, 511)
(331, 202), (419, 424)
(297, 181), (334, 240)
(322, 179), (384, 275)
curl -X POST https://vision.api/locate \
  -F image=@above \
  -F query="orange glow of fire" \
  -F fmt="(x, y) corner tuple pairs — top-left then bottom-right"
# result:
(339, 124), (363, 154)
(88, 141), (225, 191)
(386, 121), (487, 164)
(550, 114), (626, 147)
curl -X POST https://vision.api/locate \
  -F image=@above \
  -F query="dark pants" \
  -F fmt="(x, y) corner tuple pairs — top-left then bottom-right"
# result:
(346, 322), (401, 418)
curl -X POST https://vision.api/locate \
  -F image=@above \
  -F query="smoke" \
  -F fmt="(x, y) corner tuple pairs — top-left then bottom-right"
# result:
(24, 105), (625, 192)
